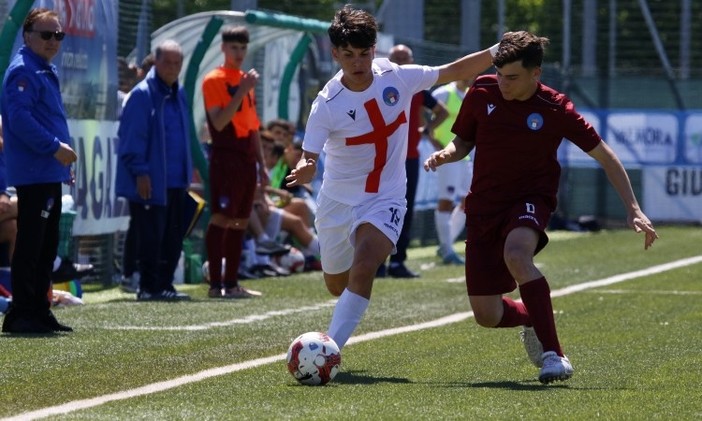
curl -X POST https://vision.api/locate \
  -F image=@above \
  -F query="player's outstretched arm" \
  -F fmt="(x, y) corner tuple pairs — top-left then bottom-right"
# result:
(588, 142), (659, 249)
(435, 44), (497, 86)
(286, 150), (319, 187)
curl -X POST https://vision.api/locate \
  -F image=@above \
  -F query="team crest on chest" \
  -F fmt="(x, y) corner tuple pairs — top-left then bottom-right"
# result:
(527, 113), (544, 131)
(382, 87), (400, 106)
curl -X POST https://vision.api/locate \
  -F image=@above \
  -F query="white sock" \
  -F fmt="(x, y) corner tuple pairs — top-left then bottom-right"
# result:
(327, 289), (369, 350)
(449, 205), (466, 243)
(244, 239), (256, 269)
(303, 236), (320, 257)
(434, 210), (451, 256)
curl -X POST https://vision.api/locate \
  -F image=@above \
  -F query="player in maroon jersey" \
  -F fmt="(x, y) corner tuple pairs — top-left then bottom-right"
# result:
(424, 31), (658, 384)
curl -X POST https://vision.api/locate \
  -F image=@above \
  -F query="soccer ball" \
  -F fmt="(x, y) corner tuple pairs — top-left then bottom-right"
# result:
(286, 331), (341, 386)
(274, 247), (306, 273)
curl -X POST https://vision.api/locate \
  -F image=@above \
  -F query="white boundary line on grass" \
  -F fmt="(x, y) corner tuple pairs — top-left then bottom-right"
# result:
(4, 255), (702, 421)
(110, 301), (338, 331)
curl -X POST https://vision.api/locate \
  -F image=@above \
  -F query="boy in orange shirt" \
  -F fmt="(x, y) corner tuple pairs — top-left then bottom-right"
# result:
(202, 26), (267, 298)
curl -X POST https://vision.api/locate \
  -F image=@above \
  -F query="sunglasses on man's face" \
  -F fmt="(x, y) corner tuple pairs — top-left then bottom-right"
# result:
(29, 30), (66, 41)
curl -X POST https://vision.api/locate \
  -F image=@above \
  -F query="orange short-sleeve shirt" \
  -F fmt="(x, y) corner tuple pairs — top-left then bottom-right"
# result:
(202, 66), (261, 145)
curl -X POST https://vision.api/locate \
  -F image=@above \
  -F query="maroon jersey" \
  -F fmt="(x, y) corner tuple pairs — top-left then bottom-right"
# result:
(452, 75), (601, 214)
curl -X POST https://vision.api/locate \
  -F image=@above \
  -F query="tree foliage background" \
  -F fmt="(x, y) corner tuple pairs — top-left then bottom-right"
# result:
(118, 0), (701, 108)
(134, 0), (702, 78)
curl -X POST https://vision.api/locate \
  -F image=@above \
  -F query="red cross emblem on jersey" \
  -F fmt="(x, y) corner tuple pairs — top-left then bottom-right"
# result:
(345, 99), (407, 193)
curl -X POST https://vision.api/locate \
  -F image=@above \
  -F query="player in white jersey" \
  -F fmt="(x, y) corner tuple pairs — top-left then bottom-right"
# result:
(286, 5), (498, 350)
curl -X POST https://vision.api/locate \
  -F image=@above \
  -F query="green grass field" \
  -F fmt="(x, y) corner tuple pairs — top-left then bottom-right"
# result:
(1, 225), (701, 420)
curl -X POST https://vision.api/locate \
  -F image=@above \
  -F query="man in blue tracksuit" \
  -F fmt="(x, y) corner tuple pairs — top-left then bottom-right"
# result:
(116, 39), (193, 301)
(1, 8), (78, 333)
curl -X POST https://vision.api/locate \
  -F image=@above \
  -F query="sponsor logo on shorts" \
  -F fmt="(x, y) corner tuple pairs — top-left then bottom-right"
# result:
(383, 223), (399, 235)
(518, 214), (540, 225)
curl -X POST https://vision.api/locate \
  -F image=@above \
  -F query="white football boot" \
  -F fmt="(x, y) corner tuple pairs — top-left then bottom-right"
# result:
(538, 351), (574, 384)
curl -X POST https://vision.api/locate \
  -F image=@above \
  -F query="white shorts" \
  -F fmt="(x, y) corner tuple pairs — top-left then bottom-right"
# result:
(436, 159), (473, 203)
(315, 192), (406, 274)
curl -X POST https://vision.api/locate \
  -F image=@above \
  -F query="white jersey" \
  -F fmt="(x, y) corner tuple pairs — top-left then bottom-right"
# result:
(304, 58), (439, 206)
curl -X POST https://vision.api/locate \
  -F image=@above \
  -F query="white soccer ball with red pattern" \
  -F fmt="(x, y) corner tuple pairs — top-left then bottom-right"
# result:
(286, 331), (341, 386)
(274, 247), (306, 273)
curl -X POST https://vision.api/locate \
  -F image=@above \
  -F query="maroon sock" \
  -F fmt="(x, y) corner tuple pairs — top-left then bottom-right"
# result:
(495, 297), (531, 327)
(519, 277), (564, 356)
(205, 224), (226, 288)
(223, 229), (245, 289)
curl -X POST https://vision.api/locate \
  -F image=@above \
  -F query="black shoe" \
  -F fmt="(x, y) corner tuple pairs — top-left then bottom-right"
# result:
(52, 258), (95, 281)
(162, 289), (191, 301)
(2, 308), (53, 334)
(137, 289), (190, 302)
(375, 264), (386, 278)
(255, 240), (291, 257)
(42, 310), (73, 332)
(388, 263), (420, 278)
(136, 290), (153, 301)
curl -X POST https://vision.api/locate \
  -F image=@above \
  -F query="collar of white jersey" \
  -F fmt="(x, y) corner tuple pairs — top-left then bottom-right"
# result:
(323, 58), (396, 99)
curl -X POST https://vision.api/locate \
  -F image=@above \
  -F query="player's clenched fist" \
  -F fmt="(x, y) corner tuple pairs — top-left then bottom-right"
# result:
(241, 69), (259, 91)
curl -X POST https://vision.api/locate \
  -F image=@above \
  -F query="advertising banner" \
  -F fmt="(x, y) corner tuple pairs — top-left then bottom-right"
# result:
(643, 166), (702, 223)
(14, 0), (120, 121)
(69, 119), (129, 235)
(606, 112), (678, 165)
(684, 114), (702, 164)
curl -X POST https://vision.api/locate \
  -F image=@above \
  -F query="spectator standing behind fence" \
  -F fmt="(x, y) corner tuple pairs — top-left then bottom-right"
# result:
(286, 5), (496, 351)
(377, 44), (449, 279)
(116, 40), (192, 302)
(430, 78), (474, 265)
(118, 53), (156, 293)
(424, 31), (658, 384)
(201, 25), (266, 299)
(1, 8), (77, 333)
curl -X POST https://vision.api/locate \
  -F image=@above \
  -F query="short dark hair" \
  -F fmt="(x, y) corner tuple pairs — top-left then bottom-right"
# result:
(141, 53), (155, 72)
(328, 5), (377, 49)
(493, 31), (549, 69)
(222, 26), (250, 44)
(266, 118), (294, 134)
(259, 130), (275, 143)
(23, 8), (58, 34)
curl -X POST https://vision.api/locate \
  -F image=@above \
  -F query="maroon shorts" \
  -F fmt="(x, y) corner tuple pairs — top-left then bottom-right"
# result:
(464, 197), (552, 296)
(209, 149), (257, 219)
